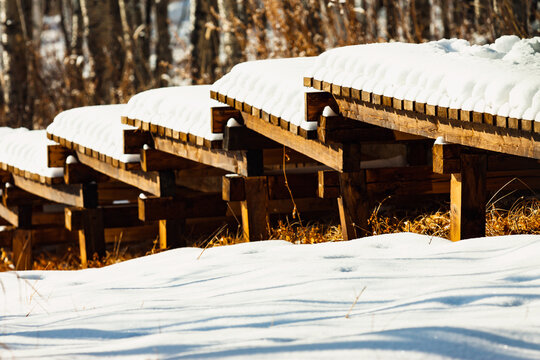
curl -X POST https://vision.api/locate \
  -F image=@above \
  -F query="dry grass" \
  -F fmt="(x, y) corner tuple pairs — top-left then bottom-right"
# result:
(1, 197), (539, 272)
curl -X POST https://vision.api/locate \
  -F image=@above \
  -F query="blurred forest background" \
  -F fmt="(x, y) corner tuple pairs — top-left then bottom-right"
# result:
(0, 0), (537, 129)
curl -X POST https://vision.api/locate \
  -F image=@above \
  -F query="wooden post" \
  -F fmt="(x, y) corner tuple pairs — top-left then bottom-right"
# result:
(338, 171), (370, 240)
(450, 153), (487, 241)
(241, 176), (269, 241)
(78, 208), (105, 267)
(158, 219), (186, 249)
(12, 205), (33, 271)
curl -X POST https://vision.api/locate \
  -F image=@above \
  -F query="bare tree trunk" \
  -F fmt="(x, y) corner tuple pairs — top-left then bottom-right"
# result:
(0, 0), (29, 127)
(218, 0), (245, 73)
(128, 0), (151, 86)
(80, 0), (114, 102)
(154, 0), (172, 86)
(384, 0), (398, 39)
(410, 0), (431, 41)
(190, 0), (219, 84)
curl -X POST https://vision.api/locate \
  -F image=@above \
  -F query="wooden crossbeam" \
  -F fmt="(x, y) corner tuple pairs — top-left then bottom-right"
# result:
(335, 96), (540, 160)
(152, 134), (264, 176)
(123, 128), (153, 154)
(140, 147), (196, 172)
(47, 144), (72, 167)
(12, 174), (98, 208)
(138, 194), (227, 221)
(242, 112), (362, 172)
(2, 184), (42, 207)
(223, 125), (279, 151)
(317, 115), (396, 144)
(64, 160), (106, 184)
(305, 91), (339, 122)
(65, 204), (143, 231)
(76, 151), (176, 197)
(211, 106), (243, 133)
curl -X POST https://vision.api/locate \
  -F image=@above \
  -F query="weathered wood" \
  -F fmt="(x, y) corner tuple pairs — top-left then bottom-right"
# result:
(318, 170), (340, 199)
(159, 219), (186, 249)
(337, 171), (369, 240)
(123, 128), (153, 154)
(242, 112), (356, 172)
(66, 204), (142, 231)
(305, 91), (338, 122)
(13, 175), (98, 208)
(78, 208), (106, 267)
(138, 194), (227, 221)
(222, 174), (245, 201)
(241, 176), (269, 241)
(76, 151), (176, 197)
(47, 144), (72, 167)
(153, 135), (257, 176)
(317, 116), (395, 143)
(433, 143), (462, 174)
(13, 229), (33, 270)
(223, 125), (280, 151)
(2, 184), (42, 207)
(64, 161), (104, 184)
(450, 153), (487, 241)
(140, 148), (196, 172)
(335, 97), (540, 159)
(211, 106), (243, 134)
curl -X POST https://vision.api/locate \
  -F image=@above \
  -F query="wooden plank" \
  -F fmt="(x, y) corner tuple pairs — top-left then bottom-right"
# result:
(432, 143), (462, 174)
(211, 106), (242, 134)
(450, 153), (487, 241)
(64, 161), (104, 184)
(223, 126), (280, 151)
(338, 171), (369, 240)
(241, 176), (269, 241)
(138, 194), (227, 221)
(242, 113), (355, 172)
(13, 229), (33, 270)
(317, 116), (395, 143)
(76, 151), (176, 197)
(496, 115), (508, 128)
(123, 128), (153, 154)
(13, 175), (98, 208)
(508, 117), (519, 130)
(426, 104), (437, 116)
(78, 208), (106, 267)
(303, 77), (313, 87)
(140, 148), (196, 172)
(222, 174), (245, 201)
(66, 204), (142, 231)
(317, 170), (340, 199)
(2, 184), (42, 207)
(152, 135), (259, 177)
(335, 97), (540, 160)
(0, 202), (20, 226)
(305, 91), (338, 122)
(159, 219), (186, 249)
(47, 144), (72, 168)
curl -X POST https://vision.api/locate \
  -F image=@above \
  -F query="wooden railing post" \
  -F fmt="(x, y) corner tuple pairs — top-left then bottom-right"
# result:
(241, 176), (269, 241)
(450, 153), (487, 241)
(13, 205), (33, 271)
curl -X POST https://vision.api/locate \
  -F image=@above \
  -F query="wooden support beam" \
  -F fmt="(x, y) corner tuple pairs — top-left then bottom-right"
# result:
(338, 171), (370, 240)
(242, 113), (360, 172)
(64, 161), (105, 184)
(76, 152), (176, 197)
(450, 153), (487, 241)
(318, 170), (340, 199)
(138, 194), (227, 222)
(13, 175), (98, 208)
(152, 135), (261, 176)
(2, 184), (42, 207)
(77, 208), (106, 267)
(211, 106), (243, 133)
(12, 205), (33, 270)
(140, 148), (196, 172)
(317, 115), (395, 143)
(433, 143), (462, 174)
(159, 219), (186, 249)
(47, 144), (72, 167)
(222, 174), (245, 201)
(305, 91), (338, 122)
(123, 129), (153, 154)
(335, 97), (540, 160)
(223, 125), (279, 151)
(66, 204), (143, 231)
(241, 177), (269, 241)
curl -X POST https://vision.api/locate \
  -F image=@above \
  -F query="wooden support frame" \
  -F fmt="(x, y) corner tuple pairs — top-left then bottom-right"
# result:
(240, 177), (270, 242)
(75, 151), (176, 197)
(152, 134), (264, 177)
(334, 96), (540, 160)
(337, 171), (370, 240)
(211, 106), (243, 134)
(65, 204), (143, 231)
(241, 112), (362, 172)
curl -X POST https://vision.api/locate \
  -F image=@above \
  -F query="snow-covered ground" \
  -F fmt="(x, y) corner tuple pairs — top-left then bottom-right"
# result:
(2, 233), (540, 359)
